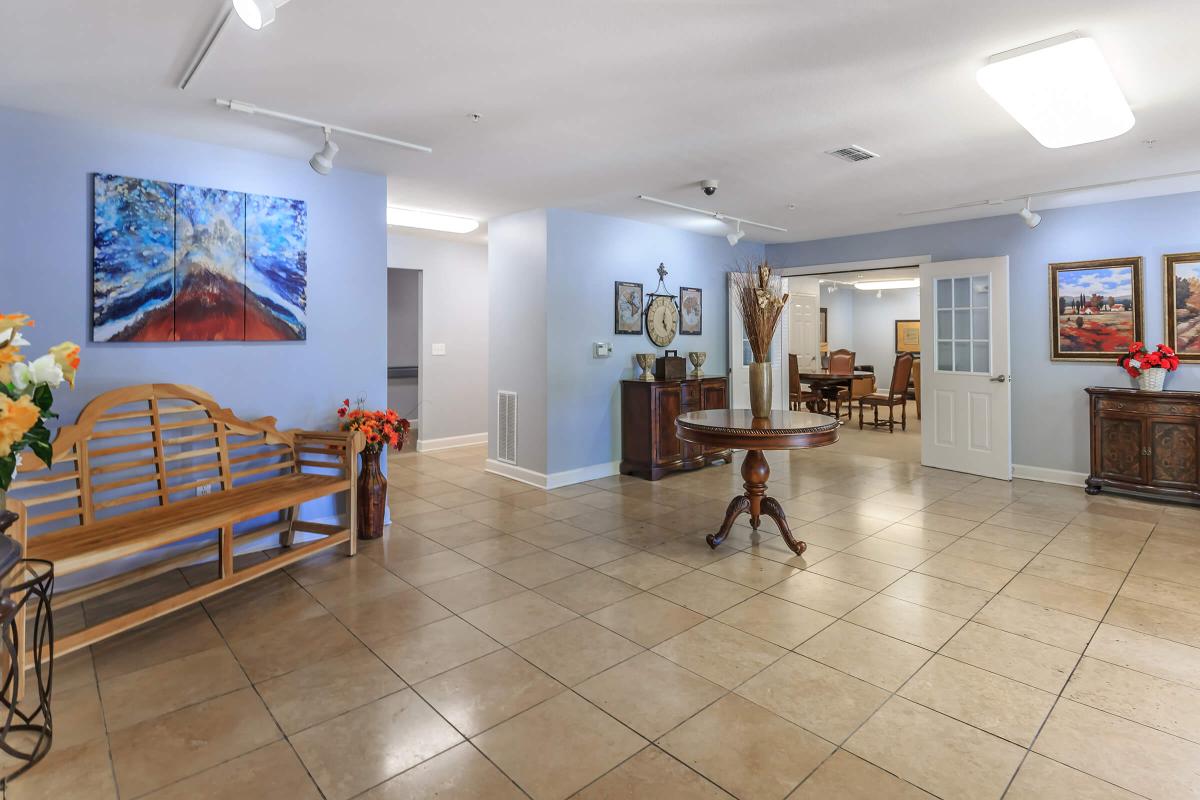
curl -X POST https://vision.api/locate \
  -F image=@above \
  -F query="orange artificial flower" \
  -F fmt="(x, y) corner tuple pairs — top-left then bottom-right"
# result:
(49, 341), (80, 388)
(0, 395), (40, 457)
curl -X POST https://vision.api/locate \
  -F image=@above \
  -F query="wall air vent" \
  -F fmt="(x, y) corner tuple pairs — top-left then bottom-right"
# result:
(497, 391), (518, 465)
(825, 145), (880, 163)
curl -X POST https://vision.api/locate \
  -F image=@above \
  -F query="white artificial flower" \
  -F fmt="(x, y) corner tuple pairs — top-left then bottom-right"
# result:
(9, 361), (31, 391)
(0, 330), (29, 348)
(24, 354), (64, 389)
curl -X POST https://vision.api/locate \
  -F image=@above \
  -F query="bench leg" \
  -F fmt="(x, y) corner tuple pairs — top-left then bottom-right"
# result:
(280, 506), (300, 549)
(220, 524), (234, 578)
(346, 473), (359, 558)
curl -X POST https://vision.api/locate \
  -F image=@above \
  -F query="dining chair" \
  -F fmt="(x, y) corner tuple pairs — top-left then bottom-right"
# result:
(858, 352), (915, 432)
(828, 349), (855, 419)
(788, 354), (818, 410)
(912, 357), (922, 420)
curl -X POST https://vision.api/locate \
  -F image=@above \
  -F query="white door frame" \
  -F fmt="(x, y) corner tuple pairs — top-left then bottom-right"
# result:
(775, 255), (932, 278)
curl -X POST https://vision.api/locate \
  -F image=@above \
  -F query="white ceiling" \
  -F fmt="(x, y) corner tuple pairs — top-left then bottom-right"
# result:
(4, 1), (1200, 243)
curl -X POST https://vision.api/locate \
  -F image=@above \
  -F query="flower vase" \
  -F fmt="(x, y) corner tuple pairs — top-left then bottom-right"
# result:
(749, 361), (772, 418)
(357, 448), (387, 540)
(1137, 368), (1166, 392)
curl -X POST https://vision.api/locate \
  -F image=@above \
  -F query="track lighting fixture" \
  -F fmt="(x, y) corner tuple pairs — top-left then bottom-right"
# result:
(1018, 197), (1041, 229)
(232, 0), (285, 30)
(726, 220), (745, 246)
(309, 128), (339, 175)
(876, 290), (883, 298)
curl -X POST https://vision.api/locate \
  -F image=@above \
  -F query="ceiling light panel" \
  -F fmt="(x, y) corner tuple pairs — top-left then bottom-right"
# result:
(976, 33), (1134, 148)
(387, 207), (480, 233)
(853, 278), (920, 291)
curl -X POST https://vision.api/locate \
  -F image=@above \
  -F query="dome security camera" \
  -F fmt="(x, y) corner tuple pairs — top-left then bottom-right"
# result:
(701, 179), (719, 197)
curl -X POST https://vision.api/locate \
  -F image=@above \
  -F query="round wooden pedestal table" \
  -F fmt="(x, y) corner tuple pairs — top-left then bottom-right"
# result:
(676, 409), (840, 555)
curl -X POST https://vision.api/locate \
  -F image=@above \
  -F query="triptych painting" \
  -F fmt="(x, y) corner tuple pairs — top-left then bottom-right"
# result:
(93, 173), (307, 342)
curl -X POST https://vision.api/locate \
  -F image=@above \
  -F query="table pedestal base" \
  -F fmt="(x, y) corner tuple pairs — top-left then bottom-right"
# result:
(706, 449), (806, 556)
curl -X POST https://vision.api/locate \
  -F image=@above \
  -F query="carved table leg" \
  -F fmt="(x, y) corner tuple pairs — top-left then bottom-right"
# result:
(742, 449), (769, 529)
(707, 495), (751, 549)
(706, 449), (808, 555)
(761, 497), (806, 555)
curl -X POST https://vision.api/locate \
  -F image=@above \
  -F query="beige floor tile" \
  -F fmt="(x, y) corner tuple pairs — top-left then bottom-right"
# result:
(91, 606), (225, 681)
(649, 534), (743, 568)
(882, 572), (992, 618)
(491, 550), (589, 588)
(397, 508), (472, 534)
(922, 499), (996, 523)
(743, 537), (838, 569)
(844, 593), (965, 650)
(660, 693), (833, 800)
(985, 510), (1067, 536)
(653, 619), (787, 689)
(303, 560), (413, 610)
(256, 646), (404, 734)
(140, 740), (321, 800)
(1066, 656), (1200, 744)
(329, 587), (451, 648)
(975, 595), (1099, 652)
(512, 617), (643, 686)
(386, 549), (483, 586)
(109, 687), (280, 798)
(1001, 573), (1113, 620)
(1072, 510), (1156, 537)
(1023, 554), (1126, 593)
(535, 569), (642, 614)
(577, 650), (726, 740)
(597, 551), (693, 589)
(796, 620), (931, 691)
(1119, 573), (1200, 616)
(789, 750), (935, 800)
(899, 655), (1056, 746)
(845, 696), (1024, 800)
(1034, 699), (1200, 800)
(461, 590), (578, 645)
(700, 552), (801, 590)
(874, 522), (960, 551)
(1040, 535), (1141, 571)
(372, 616), (501, 683)
(649, 569), (757, 616)
(808, 552), (906, 591)
(416, 649), (564, 736)
(1105, 596), (1200, 648)
(736, 653), (888, 743)
(512, 521), (593, 549)
(941, 621), (1080, 693)
(552, 535), (638, 567)
(454, 534), (543, 566)
(359, 741), (525, 799)
(27, 680), (102, 752)
(900, 511), (978, 535)
(291, 688), (463, 800)
(965, 523), (1053, 553)
(474, 692), (646, 800)
(914, 551), (1016, 592)
(570, 510), (632, 535)
(791, 522), (872, 550)
(715, 594), (835, 649)
(421, 520), (506, 548)
(1087, 623), (1200, 690)
(226, 612), (362, 682)
(816, 510), (892, 536)
(419, 567), (526, 613)
(587, 592), (706, 647)
(843, 536), (935, 569)
(99, 645), (247, 732)
(207, 582), (329, 641)
(1005, 752), (1141, 800)
(573, 746), (732, 799)
(766, 570), (874, 616)
(7, 737), (117, 800)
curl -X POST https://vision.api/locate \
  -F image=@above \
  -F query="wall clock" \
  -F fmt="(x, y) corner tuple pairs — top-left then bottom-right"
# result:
(646, 294), (679, 347)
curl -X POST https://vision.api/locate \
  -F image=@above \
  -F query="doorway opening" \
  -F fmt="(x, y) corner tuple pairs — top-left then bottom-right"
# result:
(387, 268), (421, 451)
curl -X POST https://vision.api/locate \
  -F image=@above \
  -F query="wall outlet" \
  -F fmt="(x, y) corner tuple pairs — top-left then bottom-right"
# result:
(593, 342), (612, 358)
(196, 483), (214, 497)
(431, 343), (447, 356)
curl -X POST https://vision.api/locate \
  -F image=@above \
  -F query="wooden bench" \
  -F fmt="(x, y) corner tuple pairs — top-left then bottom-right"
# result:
(6, 383), (363, 663)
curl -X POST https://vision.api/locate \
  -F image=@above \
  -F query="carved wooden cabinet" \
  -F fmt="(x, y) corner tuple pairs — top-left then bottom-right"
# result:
(621, 377), (732, 480)
(1086, 387), (1200, 505)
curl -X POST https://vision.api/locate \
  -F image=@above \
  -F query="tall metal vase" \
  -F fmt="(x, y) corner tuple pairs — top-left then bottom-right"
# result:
(749, 361), (772, 418)
(357, 448), (387, 540)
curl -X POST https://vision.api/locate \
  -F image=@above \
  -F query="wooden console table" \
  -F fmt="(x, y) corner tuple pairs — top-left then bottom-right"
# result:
(1086, 387), (1200, 505)
(676, 409), (840, 554)
(620, 377), (731, 480)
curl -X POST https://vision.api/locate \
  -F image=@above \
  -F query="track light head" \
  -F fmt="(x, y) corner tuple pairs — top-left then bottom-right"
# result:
(309, 129), (339, 175)
(1018, 197), (1041, 229)
(232, 0), (277, 30)
(726, 220), (745, 246)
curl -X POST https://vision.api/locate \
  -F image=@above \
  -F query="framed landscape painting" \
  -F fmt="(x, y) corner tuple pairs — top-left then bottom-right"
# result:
(1048, 257), (1143, 361)
(895, 319), (920, 353)
(614, 281), (643, 335)
(1165, 252), (1200, 361)
(679, 286), (702, 334)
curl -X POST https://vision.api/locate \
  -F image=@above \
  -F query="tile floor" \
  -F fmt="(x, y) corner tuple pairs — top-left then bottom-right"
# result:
(12, 416), (1200, 799)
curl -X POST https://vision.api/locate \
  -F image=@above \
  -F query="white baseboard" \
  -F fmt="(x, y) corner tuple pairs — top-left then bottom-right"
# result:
(484, 459), (619, 490)
(1013, 464), (1088, 487)
(417, 432), (487, 452)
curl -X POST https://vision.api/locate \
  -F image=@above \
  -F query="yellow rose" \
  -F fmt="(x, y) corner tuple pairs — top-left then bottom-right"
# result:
(49, 342), (80, 389)
(0, 395), (40, 458)
(0, 314), (32, 337)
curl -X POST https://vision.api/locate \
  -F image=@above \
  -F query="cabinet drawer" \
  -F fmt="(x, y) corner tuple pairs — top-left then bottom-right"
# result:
(1097, 397), (1200, 418)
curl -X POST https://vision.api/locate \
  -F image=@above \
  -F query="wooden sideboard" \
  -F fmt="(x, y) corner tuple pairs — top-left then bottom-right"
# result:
(1086, 387), (1200, 505)
(621, 377), (732, 480)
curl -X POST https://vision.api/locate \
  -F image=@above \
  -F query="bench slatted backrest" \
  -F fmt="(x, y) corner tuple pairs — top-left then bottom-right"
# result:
(10, 384), (297, 539)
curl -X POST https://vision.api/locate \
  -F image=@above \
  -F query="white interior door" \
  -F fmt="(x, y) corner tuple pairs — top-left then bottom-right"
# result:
(728, 272), (788, 411)
(788, 277), (820, 373)
(919, 257), (1012, 479)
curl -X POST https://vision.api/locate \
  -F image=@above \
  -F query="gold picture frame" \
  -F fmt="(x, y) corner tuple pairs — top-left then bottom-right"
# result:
(894, 319), (920, 353)
(1165, 252), (1200, 362)
(1048, 257), (1143, 362)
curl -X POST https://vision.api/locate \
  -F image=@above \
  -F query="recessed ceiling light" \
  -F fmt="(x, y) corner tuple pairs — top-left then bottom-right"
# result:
(976, 32), (1134, 148)
(854, 278), (920, 291)
(387, 207), (480, 234)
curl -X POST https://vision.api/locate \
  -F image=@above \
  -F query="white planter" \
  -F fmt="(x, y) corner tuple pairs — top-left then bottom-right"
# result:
(1137, 367), (1166, 392)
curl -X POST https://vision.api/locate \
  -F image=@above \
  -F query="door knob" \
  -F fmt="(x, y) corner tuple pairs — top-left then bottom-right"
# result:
(989, 375), (1009, 383)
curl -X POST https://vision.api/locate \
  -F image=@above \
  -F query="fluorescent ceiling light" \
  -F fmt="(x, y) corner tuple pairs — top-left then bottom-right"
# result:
(976, 32), (1134, 148)
(854, 278), (920, 291)
(387, 207), (480, 234)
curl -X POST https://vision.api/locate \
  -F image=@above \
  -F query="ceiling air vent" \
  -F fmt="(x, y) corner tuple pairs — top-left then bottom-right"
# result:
(825, 145), (879, 163)
(497, 391), (518, 465)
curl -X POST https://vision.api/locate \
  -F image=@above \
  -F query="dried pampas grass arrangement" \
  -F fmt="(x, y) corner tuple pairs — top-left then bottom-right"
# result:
(732, 259), (789, 363)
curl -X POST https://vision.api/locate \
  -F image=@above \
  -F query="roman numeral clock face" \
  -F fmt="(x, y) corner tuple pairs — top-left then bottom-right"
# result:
(646, 295), (679, 347)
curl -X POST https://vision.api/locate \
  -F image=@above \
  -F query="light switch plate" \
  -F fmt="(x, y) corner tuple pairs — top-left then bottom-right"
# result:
(431, 343), (446, 356)
(593, 341), (612, 358)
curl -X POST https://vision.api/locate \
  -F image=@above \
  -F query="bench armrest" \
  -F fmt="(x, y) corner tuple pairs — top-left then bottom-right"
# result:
(293, 429), (364, 450)
(291, 430), (365, 479)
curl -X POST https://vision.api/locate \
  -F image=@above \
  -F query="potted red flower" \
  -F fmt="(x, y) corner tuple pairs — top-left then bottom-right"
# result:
(337, 399), (410, 539)
(1117, 342), (1180, 392)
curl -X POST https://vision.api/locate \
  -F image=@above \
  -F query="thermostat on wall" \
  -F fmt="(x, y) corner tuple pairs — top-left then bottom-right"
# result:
(593, 342), (612, 358)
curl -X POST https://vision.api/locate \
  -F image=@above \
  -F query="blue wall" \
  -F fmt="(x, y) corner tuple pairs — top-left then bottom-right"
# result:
(767, 193), (1200, 475)
(0, 107), (387, 522)
(545, 208), (764, 474)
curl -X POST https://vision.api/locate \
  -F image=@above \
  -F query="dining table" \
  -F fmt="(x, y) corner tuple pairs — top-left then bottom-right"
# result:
(675, 409), (840, 555)
(795, 369), (873, 414)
